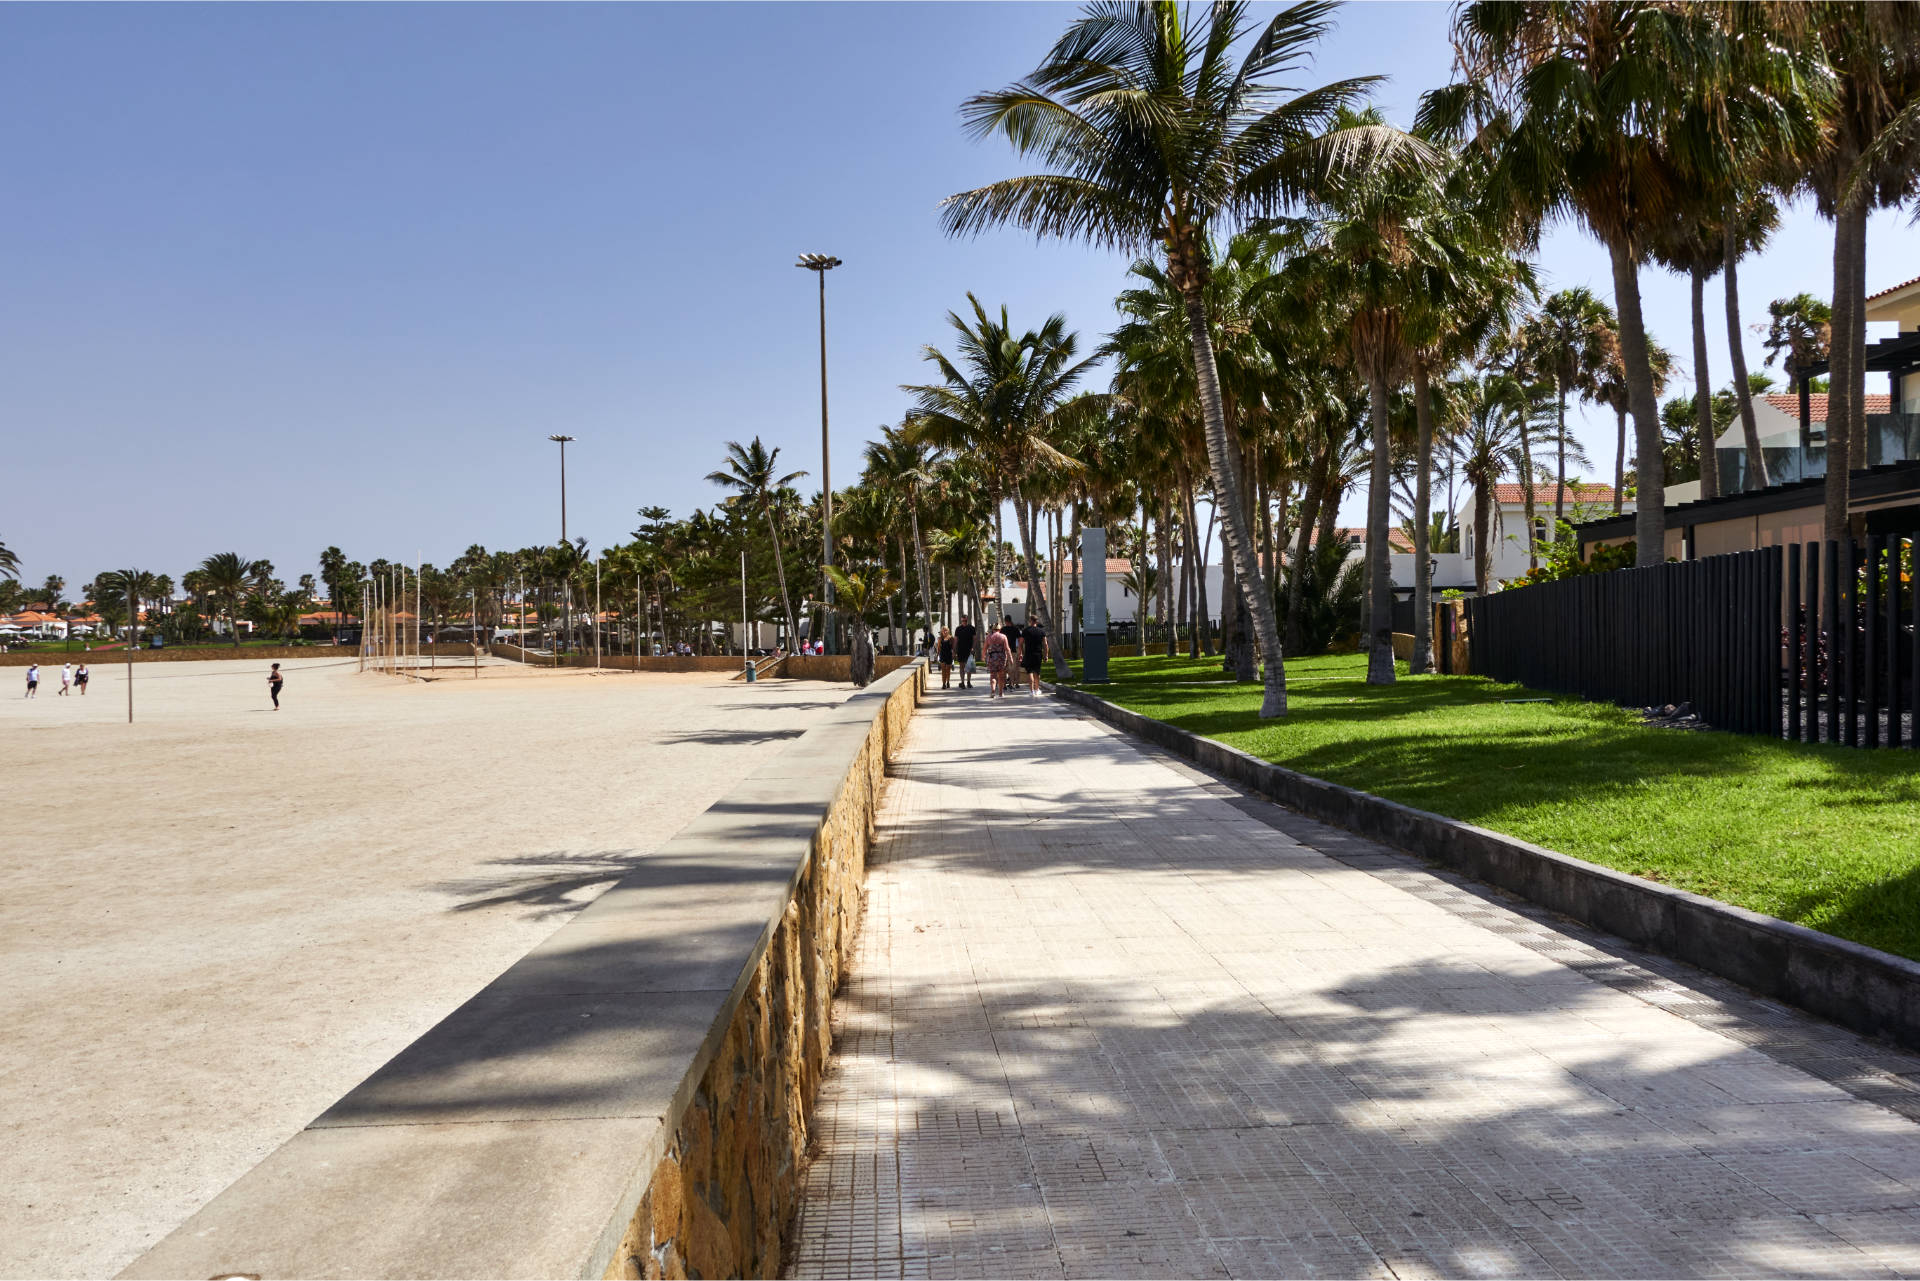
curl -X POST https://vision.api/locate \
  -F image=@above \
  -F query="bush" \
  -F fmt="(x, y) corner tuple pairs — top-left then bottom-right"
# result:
(1277, 540), (1366, 654)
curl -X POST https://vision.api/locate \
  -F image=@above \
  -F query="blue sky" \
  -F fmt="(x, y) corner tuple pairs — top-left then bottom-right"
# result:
(3, 2), (1909, 593)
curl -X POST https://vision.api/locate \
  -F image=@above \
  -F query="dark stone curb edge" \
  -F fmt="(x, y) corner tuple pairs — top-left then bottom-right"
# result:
(1051, 682), (1920, 1053)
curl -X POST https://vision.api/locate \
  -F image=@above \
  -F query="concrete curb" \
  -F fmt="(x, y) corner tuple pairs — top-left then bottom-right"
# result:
(1051, 682), (1920, 1053)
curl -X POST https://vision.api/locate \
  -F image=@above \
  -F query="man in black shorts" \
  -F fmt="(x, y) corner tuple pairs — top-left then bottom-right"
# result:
(1020, 618), (1046, 695)
(953, 616), (977, 689)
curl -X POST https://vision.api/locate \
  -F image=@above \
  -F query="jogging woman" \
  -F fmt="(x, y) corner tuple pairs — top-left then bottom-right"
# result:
(268, 663), (285, 710)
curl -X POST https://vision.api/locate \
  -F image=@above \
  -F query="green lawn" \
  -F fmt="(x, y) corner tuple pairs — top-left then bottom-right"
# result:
(1067, 652), (1920, 960)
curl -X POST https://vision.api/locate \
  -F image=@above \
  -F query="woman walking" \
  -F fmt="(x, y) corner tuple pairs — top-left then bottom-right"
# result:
(982, 625), (1012, 700)
(267, 662), (285, 710)
(937, 626), (955, 689)
(74, 663), (89, 696)
(1019, 619), (1046, 695)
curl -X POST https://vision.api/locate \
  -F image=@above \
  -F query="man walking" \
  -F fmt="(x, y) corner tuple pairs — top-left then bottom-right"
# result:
(24, 663), (39, 698)
(953, 615), (977, 689)
(1019, 617), (1046, 695)
(58, 662), (73, 695)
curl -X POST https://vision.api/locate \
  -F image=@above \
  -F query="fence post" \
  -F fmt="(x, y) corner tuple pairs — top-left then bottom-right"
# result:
(1867, 534), (1882, 748)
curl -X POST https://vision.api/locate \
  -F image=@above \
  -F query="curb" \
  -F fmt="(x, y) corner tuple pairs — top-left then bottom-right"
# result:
(1051, 682), (1920, 1053)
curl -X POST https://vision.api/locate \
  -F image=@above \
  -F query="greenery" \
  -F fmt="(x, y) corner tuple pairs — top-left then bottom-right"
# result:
(1070, 652), (1920, 960)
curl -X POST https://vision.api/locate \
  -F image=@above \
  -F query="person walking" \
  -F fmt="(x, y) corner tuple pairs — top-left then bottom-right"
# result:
(58, 662), (73, 695)
(953, 615), (978, 689)
(24, 663), (39, 698)
(1019, 617), (1046, 695)
(937, 626), (955, 689)
(983, 625), (1012, 700)
(267, 662), (285, 710)
(74, 662), (89, 696)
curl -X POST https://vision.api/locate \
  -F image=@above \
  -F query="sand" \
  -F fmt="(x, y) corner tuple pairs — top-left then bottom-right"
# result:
(0, 657), (853, 1279)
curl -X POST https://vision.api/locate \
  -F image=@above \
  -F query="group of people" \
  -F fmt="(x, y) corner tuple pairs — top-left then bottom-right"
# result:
(931, 615), (1046, 699)
(20, 661), (89, 698)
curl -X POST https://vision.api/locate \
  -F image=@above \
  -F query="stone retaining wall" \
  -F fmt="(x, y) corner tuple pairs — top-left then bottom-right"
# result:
(0, 643), (475, 667)
(123, 660), (926, 1281)
(1053, 682), (1920, 1053)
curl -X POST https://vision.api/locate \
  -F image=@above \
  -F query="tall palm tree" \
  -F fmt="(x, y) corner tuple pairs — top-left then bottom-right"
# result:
(197, 553), (260, 647)
(1423, 2), (1725, 567)
(1522, 288), (1620, 522)
(862, 425), (943, 646)
(1761, 294), (1831, 453)
(904, 297), (1092, 681)
(706, 437), (807, 651)
(1592, 332), (1673, 512)
(943, 0), (1427, 717)
(1455, 376), (1529, 594)
(1802, 3), (1920, 537)
(0, 540), (19, 580)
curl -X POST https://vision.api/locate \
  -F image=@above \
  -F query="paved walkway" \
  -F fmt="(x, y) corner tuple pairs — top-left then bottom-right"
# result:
(787, 689), (1920, 1279)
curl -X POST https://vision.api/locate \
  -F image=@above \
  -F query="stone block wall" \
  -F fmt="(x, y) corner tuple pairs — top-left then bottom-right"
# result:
(607, 665), (919, 1279)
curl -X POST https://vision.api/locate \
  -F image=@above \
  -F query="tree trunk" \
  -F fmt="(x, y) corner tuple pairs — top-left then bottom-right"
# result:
(1159, 493), (1176, 658)
(1613, 407), (1627, 513)
(1723, 217), (1769, 491)
(1691, 264), (1719, 502)
(1553, 377), (1569, 530)
(764, 508), (799, 651)
(1364, 370), (1396, 685)
(909, 495), (935, 649)
(992, 497), (1006, 626)
(1825, 197), (1863, 541)
(1518, 399), (1539, 571)
(1474, 481), (1492, 594)
(1609, 237), (1667, 565)
(1014, 493), (1073, 680)
(1411, 362), (1436, 675)
(1174, 262), (1286, 714)
(1286, 434), (1330, 654)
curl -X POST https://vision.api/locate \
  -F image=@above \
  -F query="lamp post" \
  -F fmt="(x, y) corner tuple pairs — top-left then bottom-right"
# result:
(549, 434), (574, 655)
(796, 253), (841, 653)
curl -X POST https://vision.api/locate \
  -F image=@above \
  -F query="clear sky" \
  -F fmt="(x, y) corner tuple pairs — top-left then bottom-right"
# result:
(3, 2), (1910, 594)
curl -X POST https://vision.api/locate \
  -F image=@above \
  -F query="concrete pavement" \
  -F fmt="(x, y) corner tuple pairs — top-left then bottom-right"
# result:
(786, 687), (1920, 1279)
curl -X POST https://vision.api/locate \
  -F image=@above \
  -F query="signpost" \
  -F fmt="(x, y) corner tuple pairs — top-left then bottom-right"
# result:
(1081, 527), (1110, 684)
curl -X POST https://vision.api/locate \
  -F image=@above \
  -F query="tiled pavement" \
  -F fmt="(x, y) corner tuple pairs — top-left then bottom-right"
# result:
(784, 688), (1920, 1279)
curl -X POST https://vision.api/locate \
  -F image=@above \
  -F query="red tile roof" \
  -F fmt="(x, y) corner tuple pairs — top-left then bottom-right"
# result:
(1866, 275), (1920, 303)
(1328, 527), (1416, 552)
(1762, 393), (1892, 420)
(1490, 483), (1616, 505)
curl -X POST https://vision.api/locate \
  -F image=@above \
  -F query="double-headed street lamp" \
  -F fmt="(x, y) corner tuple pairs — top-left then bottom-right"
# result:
(796, 253), (841, 653)
(549, 434), (574, 652)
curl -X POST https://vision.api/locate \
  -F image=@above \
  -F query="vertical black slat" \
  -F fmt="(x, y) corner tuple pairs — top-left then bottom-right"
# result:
(1867, 534), (1882, 748)
(1769, 545), (1784, 738)
(1910, 533), (1920, 750)
(1805, 543), (1820, 742)
(1846, 538), (1860, 746)
(1887, 537), (1903, 748)
(1825, 539), (1841, 745)
(1728, 555), (1741, 730)
(1737, 552), (1751, 733)
(1789, 544), (1803, 741)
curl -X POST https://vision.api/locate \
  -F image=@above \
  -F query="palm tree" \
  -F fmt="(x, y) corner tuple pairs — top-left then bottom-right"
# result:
(1761, 293), (1832, 453)
(1455, 376), (1529, 593)
(1522, 289), (1620, 523)
(823, 566), (896, 688)
(706, 438), (807, 652)
(0, 540), (19, 580)
(1592, 332), (1673, 512)
(943, 0), (1427, 717)
(1801, 4), (1920, 538)
(862, 425), (943, 648)
(197, 553), (260, 646)
(1423, 2), (1726, 566)
(904, 297), (1092, 681)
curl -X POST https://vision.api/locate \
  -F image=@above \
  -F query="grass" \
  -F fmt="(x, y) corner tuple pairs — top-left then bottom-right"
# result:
(1067, 652), (1920, 961)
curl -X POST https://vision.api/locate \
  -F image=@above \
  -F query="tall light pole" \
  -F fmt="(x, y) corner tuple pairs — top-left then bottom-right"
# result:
(549, 434), (574, 654)
(796, 253), (841, 653)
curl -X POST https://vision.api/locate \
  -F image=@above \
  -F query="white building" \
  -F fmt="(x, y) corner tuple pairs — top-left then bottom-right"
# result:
(1456, 483), (1628, 588)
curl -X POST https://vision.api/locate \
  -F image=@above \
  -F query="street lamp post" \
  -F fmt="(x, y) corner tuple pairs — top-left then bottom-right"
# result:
(796, 253), (841, 653)
(549, 434), (574, 656)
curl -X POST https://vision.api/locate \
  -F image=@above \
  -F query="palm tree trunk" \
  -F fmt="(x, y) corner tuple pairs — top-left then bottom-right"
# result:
(1723, 217), (1769, 492)
(764, 509), (799, 650)
(1609, 238), (1667, 566)
(1364, 371), (1396, 685)
(1411, 362), (1436, 675)
(1158, 494), (1175, 658)
(1068, 504), (1081, 660)
(1518, 404), (1538, 571)
(1554, 377), (1569, 530)
(1014, 493), (1072, 679)
(909, 495), (935, 652)
(1286, 434), (1329, 654)
(1613, 407), (1627, 513)
(992, 497), (1006, 627)
(1195, 490), (1216, 656)
(1173, 264), (1286, 713)
(1474, 481), (1493, 594)
(1825, 193), (1868, 540)
(1691, 264), (1719, 503)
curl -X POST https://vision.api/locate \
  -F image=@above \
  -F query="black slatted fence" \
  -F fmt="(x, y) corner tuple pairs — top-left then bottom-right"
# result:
(1467, 536), (1918, 747)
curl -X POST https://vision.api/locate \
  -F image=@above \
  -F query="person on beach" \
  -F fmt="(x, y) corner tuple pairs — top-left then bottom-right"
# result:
(983, 625), (1012, 699)
(953, 616), (977, 689)
(24, 663), (39, 698)
(267, 662), (285, 710)
(74, 663), (89, 695)
(1019, 619), (1046, 694)
(58, 662), (73, 695)
(937, 627), (954, 689)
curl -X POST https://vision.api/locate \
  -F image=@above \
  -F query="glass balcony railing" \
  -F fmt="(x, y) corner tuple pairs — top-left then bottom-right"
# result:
(1715, 413), (1920, 493)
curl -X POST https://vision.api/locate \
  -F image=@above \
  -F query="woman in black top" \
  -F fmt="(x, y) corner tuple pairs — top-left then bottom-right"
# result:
(937, 627), (954, 688)
(1020, 621), (1046, 694)
(268, 662), (285, 710)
